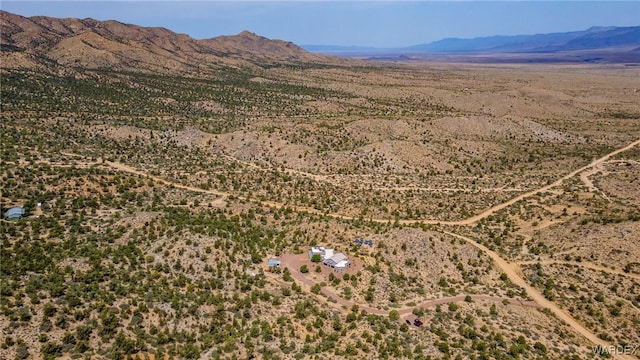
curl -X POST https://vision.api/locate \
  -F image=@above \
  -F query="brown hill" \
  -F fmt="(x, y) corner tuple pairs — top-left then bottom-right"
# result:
(0, 10), (338, 73)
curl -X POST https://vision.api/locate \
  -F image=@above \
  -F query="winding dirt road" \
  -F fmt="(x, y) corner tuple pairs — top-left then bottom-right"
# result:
(63, 138), (640, 227)
(429, 138), (640, 226)
(60, 152), (229, 206)
(443, 231), (635, 359)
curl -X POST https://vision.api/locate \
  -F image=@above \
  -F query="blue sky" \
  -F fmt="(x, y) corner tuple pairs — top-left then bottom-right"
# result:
(2, 1), (639, 47)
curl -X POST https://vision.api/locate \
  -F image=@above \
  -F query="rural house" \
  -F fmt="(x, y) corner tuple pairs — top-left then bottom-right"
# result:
(309, 246), (351, 272)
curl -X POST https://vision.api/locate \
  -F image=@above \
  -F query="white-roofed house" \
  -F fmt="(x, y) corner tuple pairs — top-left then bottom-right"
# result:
(309, 246), (351, 272)
(323, 252), (350, 272)
(323, 248), (334, 261)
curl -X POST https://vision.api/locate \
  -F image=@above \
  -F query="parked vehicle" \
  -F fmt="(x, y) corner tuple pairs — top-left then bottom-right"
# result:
(413, 318), (423, 327)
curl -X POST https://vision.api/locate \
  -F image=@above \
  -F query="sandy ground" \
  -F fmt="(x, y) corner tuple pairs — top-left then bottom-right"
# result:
(274, 253), (540, 317)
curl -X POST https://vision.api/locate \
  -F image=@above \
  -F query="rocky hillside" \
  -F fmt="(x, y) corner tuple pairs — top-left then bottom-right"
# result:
(0, 10), (338, 73)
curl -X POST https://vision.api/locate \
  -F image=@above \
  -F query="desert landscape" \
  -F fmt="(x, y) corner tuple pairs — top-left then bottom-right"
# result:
(1, 10), (639, 360)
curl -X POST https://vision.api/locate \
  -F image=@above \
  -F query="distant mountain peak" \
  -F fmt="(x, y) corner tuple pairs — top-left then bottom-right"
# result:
(238, 30), (260, 38)
(585, 26), (617, 32)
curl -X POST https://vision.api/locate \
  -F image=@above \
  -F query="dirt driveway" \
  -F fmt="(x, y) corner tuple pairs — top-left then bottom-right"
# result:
(275, 253), (539, 318)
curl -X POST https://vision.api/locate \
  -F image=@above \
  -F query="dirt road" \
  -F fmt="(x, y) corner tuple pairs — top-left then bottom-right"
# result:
(62, 138), (640, 227)
(442, 231), (635, 359)
(441, 138), (640, 226)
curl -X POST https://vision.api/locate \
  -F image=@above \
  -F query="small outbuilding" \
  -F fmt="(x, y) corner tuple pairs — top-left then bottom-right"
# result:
(267, 257), (281, 268)
(309, 246), (325, 259)
(4, 207), (25, 220)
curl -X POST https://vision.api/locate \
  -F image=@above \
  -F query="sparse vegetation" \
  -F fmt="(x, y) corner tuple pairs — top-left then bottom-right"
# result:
(1, 28), (639, 359)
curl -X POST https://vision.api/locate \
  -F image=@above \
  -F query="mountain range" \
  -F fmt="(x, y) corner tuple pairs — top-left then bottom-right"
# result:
(0, 10), (338, 74)
(407, 26), (640, 53)
(303, 26), (640, 62)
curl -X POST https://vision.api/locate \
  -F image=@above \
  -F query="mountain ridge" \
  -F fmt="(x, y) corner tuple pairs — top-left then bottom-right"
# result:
(408, 26), (638, 53)
(302, 26), (640, 62)
(0, 10), (340, 74)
